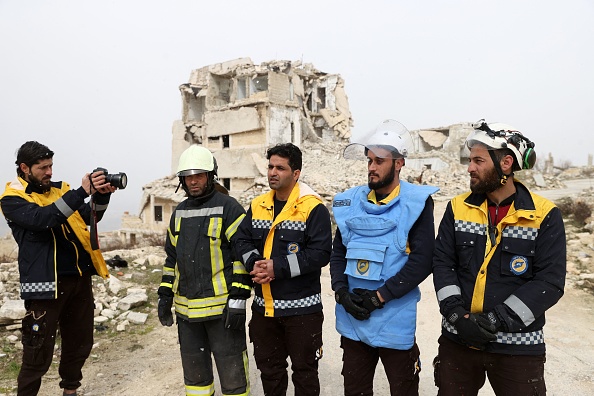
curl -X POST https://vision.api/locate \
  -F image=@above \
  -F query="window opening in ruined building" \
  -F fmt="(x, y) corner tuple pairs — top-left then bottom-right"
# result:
(314, 126), (323, 138)
(212, 75), (232, 105)
(187, 94), (205, 123)
(237, 77), (248, 100)
(154, 205), (163, 222)
(222, 178), (231, 191)
(307, 94), (314, 112)
(290, 122), (295, 143)
(251, 74), (268, 94)
(425, 164), (432, 170)
(222, 135), (230, 148)
(317, 87), (326, 109)
(130, 234), (136, 245)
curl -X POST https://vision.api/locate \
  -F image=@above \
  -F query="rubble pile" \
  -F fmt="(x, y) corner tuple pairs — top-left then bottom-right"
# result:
(0, 247), (166, 337)
(236, 140), (568, 207)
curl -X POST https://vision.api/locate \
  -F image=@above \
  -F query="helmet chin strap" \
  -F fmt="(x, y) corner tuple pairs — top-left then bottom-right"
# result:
(488, 150), (511, 186)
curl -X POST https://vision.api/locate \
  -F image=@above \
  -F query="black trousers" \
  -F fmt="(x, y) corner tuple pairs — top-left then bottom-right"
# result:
(340, 336), (421, 396)
(249, 310), (324, 396)
(434, 335), (546, 396)
(177, 317), (249, 395)
(18, 273), (95, 395)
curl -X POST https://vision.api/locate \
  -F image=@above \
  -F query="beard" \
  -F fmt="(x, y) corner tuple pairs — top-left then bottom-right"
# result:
(28, 173), (51, 193)
(368, 161), (396, 191)
(470, 166), (502, 194)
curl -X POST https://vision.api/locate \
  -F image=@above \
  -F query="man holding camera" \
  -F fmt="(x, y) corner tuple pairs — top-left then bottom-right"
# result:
(157, 145), (250, 396)
(0, 141), (117, 396)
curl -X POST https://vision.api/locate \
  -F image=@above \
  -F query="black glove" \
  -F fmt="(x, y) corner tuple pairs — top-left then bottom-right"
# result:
(352, 288), (384, 314)
(477, 311), (503, 333)
(157, 296), (174, 327)
(336, 288), (370, 321)
(451, 311), (497, 350)
(223, 297), (247, 330)
(229, 274), (252, 300)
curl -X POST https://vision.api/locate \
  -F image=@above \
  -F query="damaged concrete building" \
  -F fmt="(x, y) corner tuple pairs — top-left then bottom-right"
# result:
(171, 57), (353, 192)
(119, 58), (354, 241)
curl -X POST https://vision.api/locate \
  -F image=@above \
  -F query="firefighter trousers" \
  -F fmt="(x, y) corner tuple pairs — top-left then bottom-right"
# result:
(177, 317), (249, 395)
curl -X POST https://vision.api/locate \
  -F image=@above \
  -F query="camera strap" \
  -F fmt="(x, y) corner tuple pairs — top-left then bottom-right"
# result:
(90, 196), (100, 250)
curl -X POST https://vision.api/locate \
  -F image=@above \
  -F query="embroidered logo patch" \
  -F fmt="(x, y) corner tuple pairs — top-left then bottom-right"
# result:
(357, 260), (370, 275)
(287, 242), (300, 254)
(333, 199), (351, 207)
(510, 255), (528, 275)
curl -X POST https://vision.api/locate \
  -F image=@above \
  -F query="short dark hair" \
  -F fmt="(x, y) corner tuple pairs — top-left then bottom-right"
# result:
(266, 143), (302, 171)
(15, 141), (54, 177)
(492, 148), (517, 170)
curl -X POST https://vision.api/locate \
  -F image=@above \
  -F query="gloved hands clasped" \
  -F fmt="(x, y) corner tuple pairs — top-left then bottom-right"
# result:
(223, 274), (252, 330)
(448, 307), (501, 350)
(335, 288), (370, 320)
(352, 288), (384, 313)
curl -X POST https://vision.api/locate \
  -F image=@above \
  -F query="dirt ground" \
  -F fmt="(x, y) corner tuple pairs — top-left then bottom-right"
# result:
(15, 198), (592, 396)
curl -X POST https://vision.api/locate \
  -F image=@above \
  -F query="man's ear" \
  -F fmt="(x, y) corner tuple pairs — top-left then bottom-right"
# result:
(293, 169), (301, 182)
(19, 163), (30, 176)
(500, 154), (515, 173)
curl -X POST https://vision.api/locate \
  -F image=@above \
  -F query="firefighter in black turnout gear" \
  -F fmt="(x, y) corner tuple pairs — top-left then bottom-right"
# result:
(158, 145), (250, 396)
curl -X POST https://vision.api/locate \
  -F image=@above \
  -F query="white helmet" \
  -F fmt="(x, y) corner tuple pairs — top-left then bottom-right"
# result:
(176, 145), (215, 177)
(344, 119), (413, 160)
(466, 119), (536, 171)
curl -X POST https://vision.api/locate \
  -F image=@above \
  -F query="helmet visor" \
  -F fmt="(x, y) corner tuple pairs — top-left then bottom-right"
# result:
(177, 169), (208, 177)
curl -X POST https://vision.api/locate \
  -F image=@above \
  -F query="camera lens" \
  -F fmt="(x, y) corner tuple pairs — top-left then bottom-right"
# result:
(106, 173), (127, 189)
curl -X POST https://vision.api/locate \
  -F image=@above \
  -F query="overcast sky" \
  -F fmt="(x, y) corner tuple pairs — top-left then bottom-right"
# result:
(1, 0), (593, 235)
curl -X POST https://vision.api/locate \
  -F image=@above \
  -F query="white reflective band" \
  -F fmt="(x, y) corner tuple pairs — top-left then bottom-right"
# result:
(55, 197), (74, 217)
(287, 254), (301, 278)
(93, 203), (108, 211)
(242, 249), (260, 263)
(176, 207), (224, 219)
(436, 285), (461, 302)
(504, 294), (535, 326)
(228, 299), (246, 310)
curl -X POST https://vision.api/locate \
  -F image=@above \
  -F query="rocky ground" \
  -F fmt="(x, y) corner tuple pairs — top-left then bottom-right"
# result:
(0, 142), (593, 395)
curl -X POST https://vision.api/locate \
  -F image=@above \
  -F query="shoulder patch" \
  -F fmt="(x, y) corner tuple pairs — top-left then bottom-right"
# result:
(333, 199), (351, 207)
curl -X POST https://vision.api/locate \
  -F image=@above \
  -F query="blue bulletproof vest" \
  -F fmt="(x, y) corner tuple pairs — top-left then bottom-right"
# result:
(333, 181), (438, 349)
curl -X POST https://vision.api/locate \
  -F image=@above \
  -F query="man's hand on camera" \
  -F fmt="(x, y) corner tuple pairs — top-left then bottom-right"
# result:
(82, 171), (115, 195)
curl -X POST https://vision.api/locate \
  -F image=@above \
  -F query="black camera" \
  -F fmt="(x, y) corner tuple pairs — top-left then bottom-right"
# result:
(93, 167), (128, 189)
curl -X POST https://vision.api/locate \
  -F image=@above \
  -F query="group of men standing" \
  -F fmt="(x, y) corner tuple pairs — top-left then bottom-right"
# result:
(1, 117), (566, 396)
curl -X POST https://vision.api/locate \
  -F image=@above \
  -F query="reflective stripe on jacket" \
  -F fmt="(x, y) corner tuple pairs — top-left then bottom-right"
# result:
(235, 181), (332, 318)
(160, 190), (247, 322)
(0, 177), (109, 299)
(433, 180), (566, 355)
